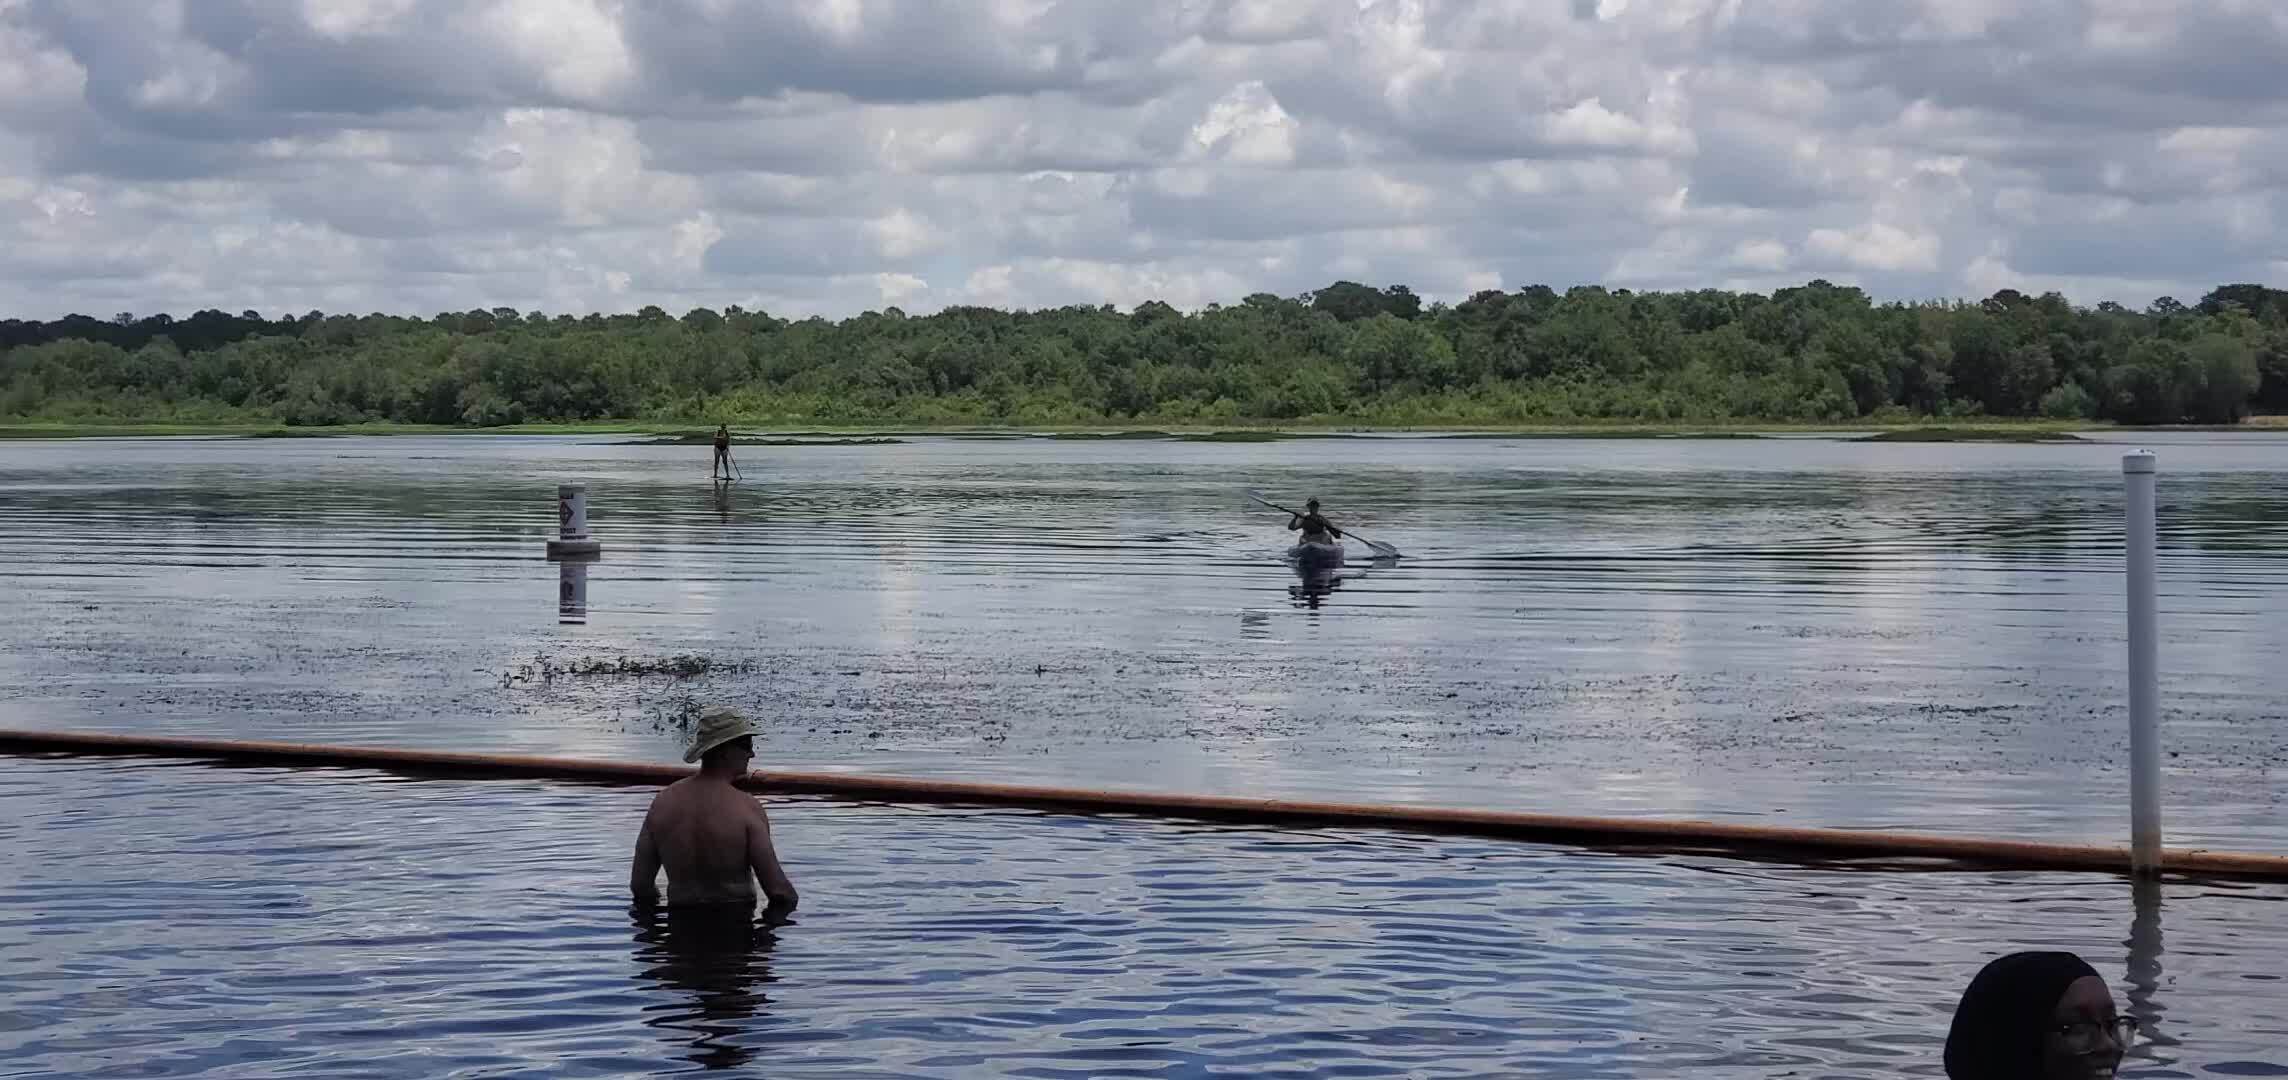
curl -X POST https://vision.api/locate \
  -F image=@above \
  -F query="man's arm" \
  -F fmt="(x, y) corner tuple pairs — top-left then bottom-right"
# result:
(629, 810), (662, 905)
(1286, 515), (1303, 531)
(746, 803), (799, 915)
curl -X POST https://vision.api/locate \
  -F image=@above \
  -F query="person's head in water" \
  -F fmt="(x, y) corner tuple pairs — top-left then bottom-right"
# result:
(704, 735), (751, 772)
(1945, 951), (2131, 1080)
(685, 706), (759, 775)
(1306, 498), (1321, 512)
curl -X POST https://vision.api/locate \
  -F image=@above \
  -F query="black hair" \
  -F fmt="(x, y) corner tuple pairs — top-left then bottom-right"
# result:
(1944, 951), (2101, 1079)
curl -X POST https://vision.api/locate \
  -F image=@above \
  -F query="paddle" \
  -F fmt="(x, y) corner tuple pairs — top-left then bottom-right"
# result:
(1246, 490), (1402, 558)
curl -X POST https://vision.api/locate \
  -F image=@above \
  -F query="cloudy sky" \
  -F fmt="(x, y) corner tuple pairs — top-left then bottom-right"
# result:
(2, 0), (2284, 321)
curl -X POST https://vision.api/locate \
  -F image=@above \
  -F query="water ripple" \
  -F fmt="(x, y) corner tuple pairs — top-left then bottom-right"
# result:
(1, 438), (2285, 845)
(7, 759), (2282, 1078)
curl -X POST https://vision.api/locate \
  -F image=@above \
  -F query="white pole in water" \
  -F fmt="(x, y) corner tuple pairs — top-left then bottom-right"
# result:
(2123, 451), (2161, 876)
(546, 483), (603, 558)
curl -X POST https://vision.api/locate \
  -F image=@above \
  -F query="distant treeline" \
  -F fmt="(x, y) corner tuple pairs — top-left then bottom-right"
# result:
(4, 280), (2285, 427)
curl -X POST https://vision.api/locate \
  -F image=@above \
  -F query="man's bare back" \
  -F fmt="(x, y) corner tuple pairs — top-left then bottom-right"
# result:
(631, 711), (797, 914)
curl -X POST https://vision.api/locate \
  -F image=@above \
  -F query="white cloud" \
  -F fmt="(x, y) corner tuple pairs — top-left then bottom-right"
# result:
(301, 0), (421, 40)
(2158, 126), (2260, 155)
(473, 0), (636, 105)
(1541, 98), (1695, 156)
(670, 211), (722, 267)
(1962, 253), (2186, 306)
(1188, 80), (1297, 166)
(873, 271), (927, 305)
(0, 0), (2283, 318)
(1805, 223), (1942, 273)
(866, 207), (943, 259)
(961, 264), (1018, 307)
(1728, 239), (1792, 272)
(478, 108), (699, 228)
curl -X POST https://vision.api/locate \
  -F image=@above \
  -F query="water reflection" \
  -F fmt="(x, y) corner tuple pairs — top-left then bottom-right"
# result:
(7, 434), (2288, 845)
(1289, 565), (1342, 609)
(2126, 878), (2170, 1060)
(557, 559), (590, 624)
(1286, 555), (1401, 610)
(9, 758), (2288, 1079)
(628, 905), (782, 1070)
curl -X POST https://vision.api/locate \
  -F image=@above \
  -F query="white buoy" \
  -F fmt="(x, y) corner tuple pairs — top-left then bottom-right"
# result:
(546, 483), (602, 558)
(2123, 451), (2160, 876)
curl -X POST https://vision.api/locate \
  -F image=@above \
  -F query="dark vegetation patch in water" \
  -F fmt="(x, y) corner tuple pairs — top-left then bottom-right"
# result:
(1424, 429), (1771, 439)
(1176, 430), (1291, 442)
(1037, 429), (1311, 442)
(1038, 430), (1183, 440)
(640, 693), (708, 737)
(1857, 427), (2084, 443)
(496, 653), (757, 687)
(633, 433), (904, 446)
(0, 424), (274, 439)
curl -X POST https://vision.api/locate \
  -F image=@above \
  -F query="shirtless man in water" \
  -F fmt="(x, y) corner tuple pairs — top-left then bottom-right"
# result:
(630, 706), (799, 916)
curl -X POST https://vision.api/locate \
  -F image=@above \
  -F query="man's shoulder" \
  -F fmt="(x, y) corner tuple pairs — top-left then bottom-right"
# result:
(678, 776), (759, 810)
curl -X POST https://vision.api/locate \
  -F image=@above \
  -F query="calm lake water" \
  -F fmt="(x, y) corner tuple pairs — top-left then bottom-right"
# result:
(4, 432), (2287, 1077)
(1, 431), (2283, 843)
(6, 757), (2287, 1079)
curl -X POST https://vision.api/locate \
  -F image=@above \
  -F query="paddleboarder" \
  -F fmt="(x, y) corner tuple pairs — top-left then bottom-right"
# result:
(1285, 498), (1344, 544)
(711, 424), (733, 480)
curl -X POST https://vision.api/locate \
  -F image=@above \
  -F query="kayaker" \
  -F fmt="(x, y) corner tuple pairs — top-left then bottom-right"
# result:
(711, 424), (733, 479)
(630, 706), (799, 918)
(1286, 498), (1344, 544)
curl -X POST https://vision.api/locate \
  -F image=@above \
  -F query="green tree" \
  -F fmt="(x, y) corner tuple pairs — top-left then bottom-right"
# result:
(2039, 381), (2097, 420)
(2187, 334), (2260, 423)
(2, 278), (2272, 427)
(2255, 331), (2288, 413)
(2101, 340), (2190, 424)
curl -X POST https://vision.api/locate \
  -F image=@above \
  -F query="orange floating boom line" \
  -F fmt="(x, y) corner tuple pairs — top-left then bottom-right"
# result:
(6, 728), (2287, 882)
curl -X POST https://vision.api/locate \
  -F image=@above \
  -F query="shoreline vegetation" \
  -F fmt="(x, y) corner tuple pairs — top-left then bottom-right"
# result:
(5, 280), (2284, 436)
(4, 419), (2282, 444)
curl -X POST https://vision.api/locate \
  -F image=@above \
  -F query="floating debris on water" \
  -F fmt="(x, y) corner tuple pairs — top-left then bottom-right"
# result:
(641, 694), (708, 736)
(631, 433), (904, 446)
(496, 653), (758, 686)
(1036, 429), (1311, 442)
(1856, 427), (2084, 443)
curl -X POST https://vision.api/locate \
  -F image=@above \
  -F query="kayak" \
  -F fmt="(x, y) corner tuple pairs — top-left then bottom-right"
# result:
(1286, 539), (1345, 570)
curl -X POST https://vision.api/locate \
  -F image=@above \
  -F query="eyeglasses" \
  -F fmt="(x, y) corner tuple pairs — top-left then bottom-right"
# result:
(2054, 1017), (2139, 1050)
